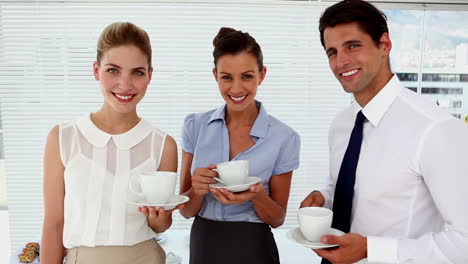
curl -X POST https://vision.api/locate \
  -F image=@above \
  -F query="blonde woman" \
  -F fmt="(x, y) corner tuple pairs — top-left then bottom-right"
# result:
(40, 22), (178, 264)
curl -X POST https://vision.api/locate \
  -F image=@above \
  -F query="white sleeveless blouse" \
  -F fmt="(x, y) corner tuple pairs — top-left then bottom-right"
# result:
(59, 114), (167, 248)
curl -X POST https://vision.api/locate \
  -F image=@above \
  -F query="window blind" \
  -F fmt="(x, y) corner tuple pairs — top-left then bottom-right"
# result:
(7, 0), (436, 253)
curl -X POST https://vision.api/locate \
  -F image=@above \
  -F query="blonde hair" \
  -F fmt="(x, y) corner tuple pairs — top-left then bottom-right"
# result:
(96, 22), (152, 68)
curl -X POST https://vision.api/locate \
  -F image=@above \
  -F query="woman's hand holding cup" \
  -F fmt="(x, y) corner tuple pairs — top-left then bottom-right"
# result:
(191, 164), (218, 195)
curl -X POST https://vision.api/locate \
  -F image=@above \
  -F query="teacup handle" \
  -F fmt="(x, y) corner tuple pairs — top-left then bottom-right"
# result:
(211, 169), (226, 185)
(128, 174), (145, 197)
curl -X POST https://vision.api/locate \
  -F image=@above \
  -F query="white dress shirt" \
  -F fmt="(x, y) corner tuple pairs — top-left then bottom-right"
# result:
(59, 114), (167, 248)
(321, 75), (468, 263)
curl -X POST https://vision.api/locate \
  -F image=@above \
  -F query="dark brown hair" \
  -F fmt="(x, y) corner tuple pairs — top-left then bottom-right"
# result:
(319, 0), (389, 48)
(212, 27), (263, 70)
(97, 22), (152, 68)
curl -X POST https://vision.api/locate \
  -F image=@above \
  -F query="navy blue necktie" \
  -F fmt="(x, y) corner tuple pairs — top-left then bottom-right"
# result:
(321, 110), (366, 264)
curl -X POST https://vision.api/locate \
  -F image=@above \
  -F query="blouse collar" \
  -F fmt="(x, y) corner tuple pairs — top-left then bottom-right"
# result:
(76, 113), (153, 150)
(208, 100), (269, 138)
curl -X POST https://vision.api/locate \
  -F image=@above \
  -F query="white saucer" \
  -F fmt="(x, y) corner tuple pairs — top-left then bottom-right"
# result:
(127, 194), (190, 210)
(286, 227), (344, 249)
(209, 176), (261, 193)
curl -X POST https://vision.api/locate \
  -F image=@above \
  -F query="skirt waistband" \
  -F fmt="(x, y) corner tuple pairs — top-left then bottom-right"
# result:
(66, 238), (165, 264)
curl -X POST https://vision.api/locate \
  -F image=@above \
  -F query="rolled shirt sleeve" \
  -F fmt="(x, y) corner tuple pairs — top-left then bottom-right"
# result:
(182, 114), (196, 154)
(272, 130), (301, 176)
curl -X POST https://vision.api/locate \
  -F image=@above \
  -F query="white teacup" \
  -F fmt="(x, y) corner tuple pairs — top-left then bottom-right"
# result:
(129, 171), (177, 204)
(213, 160), (249, 186)
(298, 207), (333, 241)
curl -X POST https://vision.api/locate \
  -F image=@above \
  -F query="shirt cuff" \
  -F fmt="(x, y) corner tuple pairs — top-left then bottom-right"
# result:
(367, 236), (399, 263)
(316, 188), (333, 209)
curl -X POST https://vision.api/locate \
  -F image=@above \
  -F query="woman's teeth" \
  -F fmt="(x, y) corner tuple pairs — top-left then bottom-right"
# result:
(230, 95), (246, 101)
(115, 94), (133, 100)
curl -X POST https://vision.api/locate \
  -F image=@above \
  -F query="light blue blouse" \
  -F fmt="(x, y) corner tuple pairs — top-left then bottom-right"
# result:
(182, 101), (300, 223)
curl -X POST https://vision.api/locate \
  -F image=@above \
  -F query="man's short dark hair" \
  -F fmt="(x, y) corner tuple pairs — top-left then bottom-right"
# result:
(319, 0), (389, 48)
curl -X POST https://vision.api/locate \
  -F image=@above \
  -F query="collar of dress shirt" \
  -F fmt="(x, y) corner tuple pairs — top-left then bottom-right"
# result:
(76, 113), (153, 149)
(353, 74), (403, 127)
(208, 100), (269, 138)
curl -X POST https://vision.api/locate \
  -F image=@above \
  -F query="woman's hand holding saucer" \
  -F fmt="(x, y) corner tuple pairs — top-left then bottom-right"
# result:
(210, 182), (264, 204)
(138, 204), (185, 233)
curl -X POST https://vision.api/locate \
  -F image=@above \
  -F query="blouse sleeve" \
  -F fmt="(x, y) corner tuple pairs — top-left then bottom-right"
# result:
(272, 130), (301, 176)
(181, 113), (196, 154)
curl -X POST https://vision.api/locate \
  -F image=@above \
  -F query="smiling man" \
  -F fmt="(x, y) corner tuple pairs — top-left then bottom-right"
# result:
(300, 0), (468, 263)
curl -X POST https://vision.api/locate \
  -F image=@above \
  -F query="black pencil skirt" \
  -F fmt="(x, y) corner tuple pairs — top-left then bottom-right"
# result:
(189, 216), (280, 264)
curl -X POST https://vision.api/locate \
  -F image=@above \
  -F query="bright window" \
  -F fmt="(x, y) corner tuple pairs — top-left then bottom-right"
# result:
(387, 9), (468, 119)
